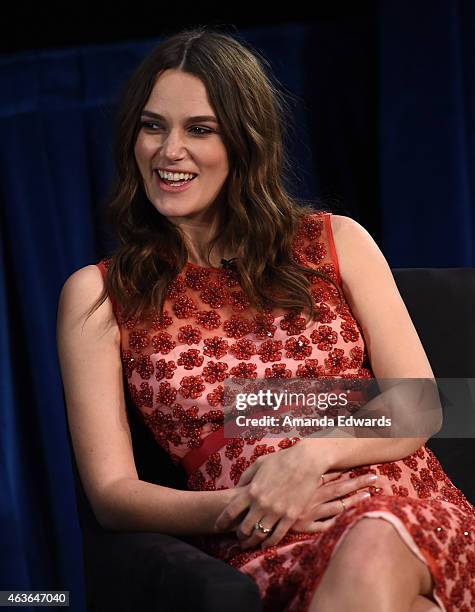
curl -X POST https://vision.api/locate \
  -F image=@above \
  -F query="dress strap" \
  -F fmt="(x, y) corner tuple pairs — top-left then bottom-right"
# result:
(96, 260), (107, 280)
(324, 213), (342, 287)
(94, 259), (121, 318)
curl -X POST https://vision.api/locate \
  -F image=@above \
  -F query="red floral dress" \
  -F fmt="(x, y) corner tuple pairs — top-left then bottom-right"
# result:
(96, 212), (475, 611)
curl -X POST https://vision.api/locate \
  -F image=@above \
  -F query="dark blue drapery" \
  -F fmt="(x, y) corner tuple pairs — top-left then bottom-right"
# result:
(380, 1), (474, 266)
(1, 7), (474, 610)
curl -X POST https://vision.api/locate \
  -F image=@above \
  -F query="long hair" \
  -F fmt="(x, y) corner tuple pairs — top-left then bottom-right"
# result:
(86, 26), (342, 324)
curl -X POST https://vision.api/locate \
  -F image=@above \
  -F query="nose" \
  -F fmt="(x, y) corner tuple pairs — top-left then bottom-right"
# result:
(161, 128), (186, 160)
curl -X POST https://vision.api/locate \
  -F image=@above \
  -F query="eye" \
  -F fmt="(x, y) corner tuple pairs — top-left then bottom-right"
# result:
(139, 120), (213, 136)
(189, 126), (213, 136)
(140, 120), (163, 131)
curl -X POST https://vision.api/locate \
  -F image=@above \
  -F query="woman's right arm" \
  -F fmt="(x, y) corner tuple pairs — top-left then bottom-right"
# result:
(56, 265), (236, 535)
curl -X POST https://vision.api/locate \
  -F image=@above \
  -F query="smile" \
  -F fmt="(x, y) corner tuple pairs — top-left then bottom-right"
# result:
(154, 169), (198, 193)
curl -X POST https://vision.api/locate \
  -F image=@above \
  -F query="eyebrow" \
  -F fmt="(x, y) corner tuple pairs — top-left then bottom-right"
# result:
(141, 110), (218, 124)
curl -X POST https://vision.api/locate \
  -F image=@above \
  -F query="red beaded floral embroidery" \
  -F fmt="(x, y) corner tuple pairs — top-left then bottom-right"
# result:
(97, 212), (475, 612)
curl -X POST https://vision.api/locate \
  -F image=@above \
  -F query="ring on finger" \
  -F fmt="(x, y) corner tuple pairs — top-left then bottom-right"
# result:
(339, 498), (346, 512)
(254, 520), (272, 536)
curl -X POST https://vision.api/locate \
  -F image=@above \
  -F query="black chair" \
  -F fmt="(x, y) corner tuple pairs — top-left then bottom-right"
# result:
(68, 388), (262, 612)
(392, 268), (475, 504)
(68, 267), (475, 611)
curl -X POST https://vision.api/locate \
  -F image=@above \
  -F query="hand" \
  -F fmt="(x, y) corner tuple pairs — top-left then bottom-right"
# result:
(261, 471), (378, 548)
(214, 443), (379, 550)
(214, 443), (322, 541)
(239, 470), (378, 550)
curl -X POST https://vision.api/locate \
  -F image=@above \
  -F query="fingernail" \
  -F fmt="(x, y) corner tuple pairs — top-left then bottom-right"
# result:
(362, 492), (371, 498)
(368, 475), (378, 481)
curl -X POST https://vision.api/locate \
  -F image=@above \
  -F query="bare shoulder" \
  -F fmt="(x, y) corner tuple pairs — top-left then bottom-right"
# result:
(329, 213), (373, 243)
(57, 264), (118, 337)
(328, 214), (388, 288)
(59, 263), (105, 301)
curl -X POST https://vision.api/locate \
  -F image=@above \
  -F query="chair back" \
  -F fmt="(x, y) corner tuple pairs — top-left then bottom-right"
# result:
(393, 268), (475, 503)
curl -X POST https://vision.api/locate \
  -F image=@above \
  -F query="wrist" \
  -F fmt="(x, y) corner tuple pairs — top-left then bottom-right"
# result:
(298, 437), (338, 473)
(212, 487), (240, 534)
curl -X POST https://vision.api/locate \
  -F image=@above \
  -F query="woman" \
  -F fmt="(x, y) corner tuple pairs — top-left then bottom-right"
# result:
(57, 28), (475, 611)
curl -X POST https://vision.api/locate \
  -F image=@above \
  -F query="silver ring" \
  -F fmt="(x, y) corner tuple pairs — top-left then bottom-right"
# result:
(340, 498), (346, 511)
(255, 520), (272, 535)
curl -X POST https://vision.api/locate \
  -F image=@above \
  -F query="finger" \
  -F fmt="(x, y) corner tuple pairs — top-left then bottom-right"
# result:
(318, 491), (372, 520)
(297, 515), (338, 534)
(260, 515), (296, 550)
(239, 514), (281, 550)
(237, 459), (261, 487)
(241, 514), (294, 550)
(214, 492), (251, 531)
(320, 470), (343, 485)
(295, 490), (371, 526)
(236, 504), (270, 540)
(319, 473), (379, 503)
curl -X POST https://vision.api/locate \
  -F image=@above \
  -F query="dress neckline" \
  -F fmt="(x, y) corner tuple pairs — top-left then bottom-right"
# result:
(186, 260), (221, 272)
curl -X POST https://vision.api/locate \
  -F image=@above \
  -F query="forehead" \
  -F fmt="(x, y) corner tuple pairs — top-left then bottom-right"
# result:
(145, 69), (213, 114)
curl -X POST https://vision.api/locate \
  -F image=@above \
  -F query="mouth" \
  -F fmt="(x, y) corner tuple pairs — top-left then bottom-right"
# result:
(154, 169), (198, 193)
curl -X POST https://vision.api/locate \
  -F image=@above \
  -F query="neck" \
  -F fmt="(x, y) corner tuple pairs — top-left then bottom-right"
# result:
(168, 208), (234, 268)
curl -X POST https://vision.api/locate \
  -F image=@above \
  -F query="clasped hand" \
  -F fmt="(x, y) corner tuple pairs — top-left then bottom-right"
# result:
(214, 442), (378, 550)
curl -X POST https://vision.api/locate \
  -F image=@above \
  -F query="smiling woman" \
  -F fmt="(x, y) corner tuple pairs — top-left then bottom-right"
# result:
(134, 70), (229, 220)
(57, 26), (475, 612)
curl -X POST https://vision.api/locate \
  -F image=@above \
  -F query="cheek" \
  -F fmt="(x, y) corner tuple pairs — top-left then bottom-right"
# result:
(133, 142), (144, 171)
(134, 136), (154, 167)
(205, 145), (229, 175)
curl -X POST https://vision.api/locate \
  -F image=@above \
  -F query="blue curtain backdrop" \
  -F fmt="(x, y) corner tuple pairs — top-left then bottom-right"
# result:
(380, 1), (475, 266)
(1, 5), (474, 610)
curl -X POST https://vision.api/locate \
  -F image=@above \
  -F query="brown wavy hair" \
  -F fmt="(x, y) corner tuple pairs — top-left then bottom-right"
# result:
(87, 26), (343, 324)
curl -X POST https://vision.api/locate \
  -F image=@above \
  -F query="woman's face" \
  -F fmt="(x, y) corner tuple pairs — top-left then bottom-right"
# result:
(134, 69), (229, 222)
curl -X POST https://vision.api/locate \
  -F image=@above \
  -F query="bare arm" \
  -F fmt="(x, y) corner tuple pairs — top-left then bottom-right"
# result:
(300, 214), (439, 470)
(56, 265), (234, 534)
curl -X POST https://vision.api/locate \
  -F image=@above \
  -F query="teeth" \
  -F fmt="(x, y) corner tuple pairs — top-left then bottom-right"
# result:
(157, 169), (197, 181)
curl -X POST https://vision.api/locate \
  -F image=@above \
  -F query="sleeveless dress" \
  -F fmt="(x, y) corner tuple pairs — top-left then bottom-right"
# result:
(96, 211), (475, 611)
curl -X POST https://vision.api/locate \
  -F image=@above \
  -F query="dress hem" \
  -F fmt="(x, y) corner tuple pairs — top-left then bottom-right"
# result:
(301, 510), (445, 612)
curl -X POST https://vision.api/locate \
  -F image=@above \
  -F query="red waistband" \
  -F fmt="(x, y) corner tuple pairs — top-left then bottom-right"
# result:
(181, 427), (228, 475)
(180, 389), (369, 475)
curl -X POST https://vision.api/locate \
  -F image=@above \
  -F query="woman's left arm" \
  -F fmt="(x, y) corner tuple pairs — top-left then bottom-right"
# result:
(308, 214), (436, 470)
(215, 215), (439, 544)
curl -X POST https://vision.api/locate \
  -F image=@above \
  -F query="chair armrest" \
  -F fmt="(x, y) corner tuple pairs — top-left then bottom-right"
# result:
(83, 529), (262, 612)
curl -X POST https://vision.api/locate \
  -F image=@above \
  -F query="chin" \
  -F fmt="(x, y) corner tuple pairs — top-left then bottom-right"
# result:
(153, 201), (214, 220)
